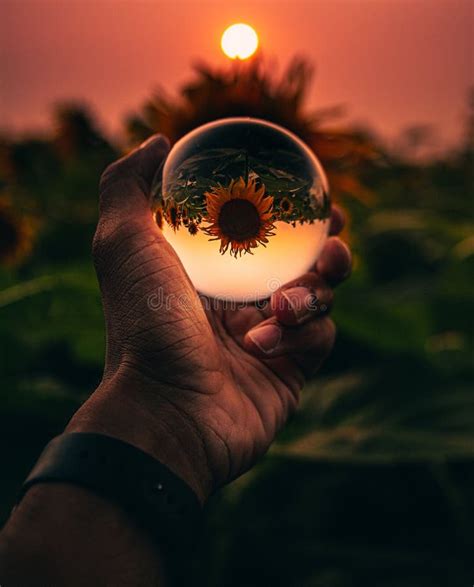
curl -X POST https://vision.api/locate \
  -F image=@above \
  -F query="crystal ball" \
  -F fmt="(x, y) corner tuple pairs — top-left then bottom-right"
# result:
(154, 117), (330, 301)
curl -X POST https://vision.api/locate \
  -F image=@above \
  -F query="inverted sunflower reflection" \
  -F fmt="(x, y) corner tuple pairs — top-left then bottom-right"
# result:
(153, 118), (331, 300)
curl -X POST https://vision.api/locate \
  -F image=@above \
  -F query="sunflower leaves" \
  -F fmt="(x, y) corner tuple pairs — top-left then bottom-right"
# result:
(154, 147), (331, 224)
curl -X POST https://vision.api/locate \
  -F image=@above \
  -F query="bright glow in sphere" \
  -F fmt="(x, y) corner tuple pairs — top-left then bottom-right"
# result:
(155, 118), (330, 301)
(221, 23), (259, 60)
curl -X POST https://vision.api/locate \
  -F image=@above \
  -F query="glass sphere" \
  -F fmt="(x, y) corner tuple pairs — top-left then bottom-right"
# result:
(154, 117), (330, 301)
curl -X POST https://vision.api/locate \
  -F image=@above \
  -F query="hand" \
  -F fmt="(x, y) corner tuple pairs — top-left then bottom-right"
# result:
(68, 135), (352, 504)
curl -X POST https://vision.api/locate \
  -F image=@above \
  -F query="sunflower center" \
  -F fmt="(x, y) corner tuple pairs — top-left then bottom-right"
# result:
(218, 198), (261, 242)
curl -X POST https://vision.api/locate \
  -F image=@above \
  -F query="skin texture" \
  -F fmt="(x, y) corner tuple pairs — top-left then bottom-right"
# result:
(0, 135), (351, 585)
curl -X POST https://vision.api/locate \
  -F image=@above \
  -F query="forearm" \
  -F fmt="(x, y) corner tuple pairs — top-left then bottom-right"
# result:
(0, 484), (166, 586)
(0, 375), (210, 587)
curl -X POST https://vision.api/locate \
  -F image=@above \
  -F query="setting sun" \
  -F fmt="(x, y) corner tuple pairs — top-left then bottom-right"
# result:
(221, 23), (259, 60)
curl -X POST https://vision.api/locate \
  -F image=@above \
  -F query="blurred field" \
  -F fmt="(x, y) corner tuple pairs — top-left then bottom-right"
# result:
(0, 62), (473, 586)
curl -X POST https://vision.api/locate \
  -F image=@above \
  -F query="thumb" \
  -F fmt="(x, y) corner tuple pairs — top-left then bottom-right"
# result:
(92, 134), (174, 276)
(98, 134), (170, 222)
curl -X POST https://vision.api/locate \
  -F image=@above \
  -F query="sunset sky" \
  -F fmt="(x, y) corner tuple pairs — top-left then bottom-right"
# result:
(1, 0), (472, 150)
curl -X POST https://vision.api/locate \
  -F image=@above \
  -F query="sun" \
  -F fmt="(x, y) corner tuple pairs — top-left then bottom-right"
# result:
(221, 23), (259, 60)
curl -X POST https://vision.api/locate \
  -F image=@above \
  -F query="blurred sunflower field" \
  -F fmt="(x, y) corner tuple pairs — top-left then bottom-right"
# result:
(0, 60), (473, 586)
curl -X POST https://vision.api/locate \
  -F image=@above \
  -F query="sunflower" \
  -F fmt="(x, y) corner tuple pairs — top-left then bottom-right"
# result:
(154, 207), (164, 229)
(188, 221), (198, 235)
(279, 196), (294, 216)
(203, 177), (275, 257)
(165, 204), (180, 230)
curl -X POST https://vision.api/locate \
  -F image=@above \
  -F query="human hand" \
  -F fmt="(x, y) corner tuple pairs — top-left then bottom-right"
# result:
(68, 135), (352, 504)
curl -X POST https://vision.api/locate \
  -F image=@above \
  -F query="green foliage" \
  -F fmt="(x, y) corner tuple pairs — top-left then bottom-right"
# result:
(158, 146), (330, 224)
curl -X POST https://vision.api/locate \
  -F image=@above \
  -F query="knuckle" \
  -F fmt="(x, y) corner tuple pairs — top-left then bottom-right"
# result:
(91, 221), (111, 268)
(99, 163), (117, 192)
(320, 317), (337, 353)
(91, 218), (131, 265)
(92, 216), (150, 271)
(286, 387), (300, 416)
(322, 287), (334, 310)
(99, 157), (130, 191)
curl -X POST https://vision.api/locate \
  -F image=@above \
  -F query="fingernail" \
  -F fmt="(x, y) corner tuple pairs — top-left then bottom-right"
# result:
(281, 287), (318, 324)
(248, 324), (282, 354)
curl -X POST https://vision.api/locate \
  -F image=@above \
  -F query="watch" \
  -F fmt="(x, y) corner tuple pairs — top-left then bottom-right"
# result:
(18, 432), (203, 550)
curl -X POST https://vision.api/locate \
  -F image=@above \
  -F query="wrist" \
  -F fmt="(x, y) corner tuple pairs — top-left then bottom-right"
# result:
(66, 371), (213, 504)
(1, 484), (165, 586)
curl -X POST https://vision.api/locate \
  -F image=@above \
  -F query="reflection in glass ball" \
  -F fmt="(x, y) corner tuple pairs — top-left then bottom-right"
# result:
(153, 118), (330, 301)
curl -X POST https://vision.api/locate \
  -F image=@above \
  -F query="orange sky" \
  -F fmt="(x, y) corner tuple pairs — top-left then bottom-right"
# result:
(1, 0), (472, 150)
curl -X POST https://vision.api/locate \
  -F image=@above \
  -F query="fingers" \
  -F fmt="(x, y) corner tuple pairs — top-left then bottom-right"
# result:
(322, 205), (351, 284)
(98, 134), (170, 220)
(244, 316), (336, 367)
(291, 317), (336, 377)
(270, 272), (333, 326)
(315, 236), (352, 286)
(243, 205), (347, 374)
(329, 205), (345, 235)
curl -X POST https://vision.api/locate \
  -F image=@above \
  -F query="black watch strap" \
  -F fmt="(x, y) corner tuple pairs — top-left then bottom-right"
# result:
(18, 433), (202, 549)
